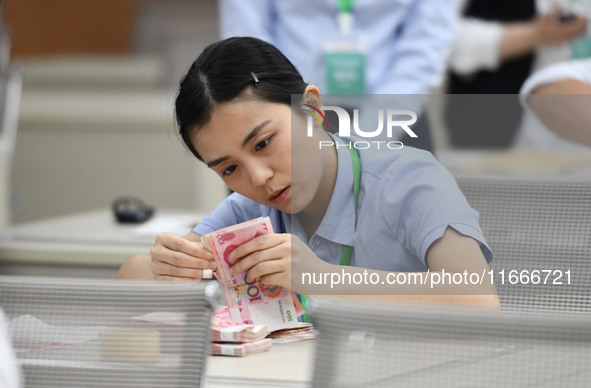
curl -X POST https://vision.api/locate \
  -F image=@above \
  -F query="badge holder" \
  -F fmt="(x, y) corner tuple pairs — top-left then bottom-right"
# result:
(323, 12), (368, 95)
(572, 33), (591, 59)
(565, 0), (591, 59)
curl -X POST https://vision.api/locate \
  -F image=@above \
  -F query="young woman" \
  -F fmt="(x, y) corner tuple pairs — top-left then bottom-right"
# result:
(118, 37), (498, 307)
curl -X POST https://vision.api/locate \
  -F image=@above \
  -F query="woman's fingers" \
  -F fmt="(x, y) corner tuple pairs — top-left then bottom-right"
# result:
(228, 234), (287, 262)
(245, 258), (288, 283)
(150, 232), (215, 279)
(157, 233), (213, 260)
(229, 235), (290, 275)
(150, 245), (215, 269)
(151, 261), (212, 279)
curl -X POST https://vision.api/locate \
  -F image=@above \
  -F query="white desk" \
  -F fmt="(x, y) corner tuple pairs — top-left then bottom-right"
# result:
(0, 209), (202, 277)
(207, 341), (314, 388)
(437, 148), (591, 177)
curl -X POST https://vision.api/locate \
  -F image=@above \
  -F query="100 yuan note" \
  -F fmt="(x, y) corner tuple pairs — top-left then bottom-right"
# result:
(202, 217), (299, 332)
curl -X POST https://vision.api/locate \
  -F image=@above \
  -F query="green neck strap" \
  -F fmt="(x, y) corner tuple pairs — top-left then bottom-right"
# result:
(339, 142), (361, 266)
(337, 0), (354, 13)
(300, 141), (361, 322)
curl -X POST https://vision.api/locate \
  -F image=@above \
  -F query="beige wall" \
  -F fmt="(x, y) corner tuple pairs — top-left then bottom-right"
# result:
(5, 0), (226, 224)
(12, 87), (227, 223)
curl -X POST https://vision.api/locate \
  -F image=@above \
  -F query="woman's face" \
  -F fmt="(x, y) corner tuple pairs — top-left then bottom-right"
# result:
(192, 96), (324, 214)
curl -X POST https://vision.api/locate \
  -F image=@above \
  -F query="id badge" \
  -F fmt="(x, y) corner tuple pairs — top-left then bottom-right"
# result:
(323, 12), (367, 95)
(324, 41), (367, 94)
(572, 35), (591, 59)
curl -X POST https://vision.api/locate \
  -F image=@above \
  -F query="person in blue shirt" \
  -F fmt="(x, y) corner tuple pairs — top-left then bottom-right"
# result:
(219, 0), (460, 152)
(117, 37), (498, 307)
(220, 0), (458, 96)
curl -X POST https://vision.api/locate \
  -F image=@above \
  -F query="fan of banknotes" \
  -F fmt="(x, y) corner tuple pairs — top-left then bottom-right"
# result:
(201, 216), (304, 332)
(203, 217), (317, 355)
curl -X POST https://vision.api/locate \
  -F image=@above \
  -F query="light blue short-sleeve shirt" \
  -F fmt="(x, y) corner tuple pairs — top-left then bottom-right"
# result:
(194, 136), (492, 272)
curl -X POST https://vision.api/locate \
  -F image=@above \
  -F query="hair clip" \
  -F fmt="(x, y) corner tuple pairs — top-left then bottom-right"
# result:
(250, 72), (259, 86)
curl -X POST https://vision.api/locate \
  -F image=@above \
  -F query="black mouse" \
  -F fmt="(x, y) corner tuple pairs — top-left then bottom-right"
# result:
(112, 196), (154, 223)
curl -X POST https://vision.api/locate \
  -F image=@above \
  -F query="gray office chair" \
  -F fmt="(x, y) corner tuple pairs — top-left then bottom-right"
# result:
(455, 174), (591, 315)
(310, 299), (591, 388)
(0, 276), (215, 387)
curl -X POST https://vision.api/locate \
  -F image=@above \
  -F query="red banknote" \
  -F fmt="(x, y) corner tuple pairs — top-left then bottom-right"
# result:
(201, 217), (299, 332)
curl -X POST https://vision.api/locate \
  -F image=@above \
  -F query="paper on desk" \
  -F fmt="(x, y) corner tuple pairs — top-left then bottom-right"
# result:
(131, 311), (187, 326)
(8, 315), (108, 351)
(133, 214), (203, 237)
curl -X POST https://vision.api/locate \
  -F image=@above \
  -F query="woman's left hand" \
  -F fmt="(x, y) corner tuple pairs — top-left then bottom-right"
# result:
(227, 233), (325, 292)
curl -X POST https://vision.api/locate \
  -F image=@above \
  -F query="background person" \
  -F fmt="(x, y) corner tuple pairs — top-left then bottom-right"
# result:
(220, 0), (459, 95)
(219, 0), (462, 152)
(445, 0), (588, 148)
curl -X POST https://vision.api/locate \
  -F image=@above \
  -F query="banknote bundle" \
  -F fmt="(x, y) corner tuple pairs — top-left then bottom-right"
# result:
(210, 338), (273, 357)
(267, 322), (318, 343)
(201, 217), (300, 332)
(211, 320), (269, 343)
(210, 308), (272, 356)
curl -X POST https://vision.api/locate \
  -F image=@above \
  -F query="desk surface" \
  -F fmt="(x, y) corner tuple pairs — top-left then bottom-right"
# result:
(207, 340), (314, 388)
(437, 148), (591, 177)
(0, 209), (203, 274)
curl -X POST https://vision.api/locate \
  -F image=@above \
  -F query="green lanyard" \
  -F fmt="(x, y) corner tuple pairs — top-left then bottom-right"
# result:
(339, 143), (361, 266)
(337, 0), (354, 13)
(300, 142), (361, 322)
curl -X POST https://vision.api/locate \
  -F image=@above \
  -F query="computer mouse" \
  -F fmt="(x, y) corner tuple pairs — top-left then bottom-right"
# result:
(112, 196), (154, 223)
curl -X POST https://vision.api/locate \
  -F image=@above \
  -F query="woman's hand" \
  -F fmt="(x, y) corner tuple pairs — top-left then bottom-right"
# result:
(150, 232), (216, 281)
(227, 233), (328, 292)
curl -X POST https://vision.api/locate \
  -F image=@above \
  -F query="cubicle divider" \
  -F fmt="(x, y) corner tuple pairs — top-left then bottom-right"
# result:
(455, 174), (591, 315)
(309, 299), (591, 388)
(0, 276), (215, 388)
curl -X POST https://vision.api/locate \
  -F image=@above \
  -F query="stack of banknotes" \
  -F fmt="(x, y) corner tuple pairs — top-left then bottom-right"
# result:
(210, 316), (273, 357)
(211, 319), (269, 343)
(201, 217), (303, 332)
(211, 307), (318, 356)
(210, 339), (273, 357)
(267, 322), (317, 343)
(203, 217), (317, 354)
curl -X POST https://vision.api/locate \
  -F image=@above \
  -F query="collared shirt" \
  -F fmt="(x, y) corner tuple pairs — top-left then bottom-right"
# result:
(194, 135), (492, 272)
(220, 0), (459, 95)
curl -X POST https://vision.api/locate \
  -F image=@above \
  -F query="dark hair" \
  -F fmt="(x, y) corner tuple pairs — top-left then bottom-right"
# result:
(175, 37), (308, 160)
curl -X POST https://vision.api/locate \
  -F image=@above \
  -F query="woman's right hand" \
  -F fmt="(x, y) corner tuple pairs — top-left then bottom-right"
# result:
(149, 232), (217, 281)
